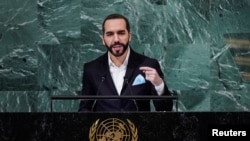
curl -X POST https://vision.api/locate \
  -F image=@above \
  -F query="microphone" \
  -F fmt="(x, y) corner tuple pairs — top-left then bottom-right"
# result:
(91, 75), (106, 111)
(124, 77), (139, 111)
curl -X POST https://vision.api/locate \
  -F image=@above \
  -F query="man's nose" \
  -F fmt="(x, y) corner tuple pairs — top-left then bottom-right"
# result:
(113, 34), (119, 42)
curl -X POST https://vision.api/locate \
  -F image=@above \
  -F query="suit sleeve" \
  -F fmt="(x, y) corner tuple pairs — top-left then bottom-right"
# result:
(152, 60), (173, 111)
(78, 64), (95, 112)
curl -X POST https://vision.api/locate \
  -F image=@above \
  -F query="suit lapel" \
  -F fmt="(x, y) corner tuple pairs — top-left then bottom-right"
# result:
(98, 53), (119, 95)
(125, 49), (143, 80)
(99, 49), (143, 95)
(121, 49), (142, 95)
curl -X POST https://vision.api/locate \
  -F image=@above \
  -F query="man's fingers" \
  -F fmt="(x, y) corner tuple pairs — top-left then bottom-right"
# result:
(139, 67), (156, 75)
(139, 66), (162, 86)
(139, 66), (154, 72)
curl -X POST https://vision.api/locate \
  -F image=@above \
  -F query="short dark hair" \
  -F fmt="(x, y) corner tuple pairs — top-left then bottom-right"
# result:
(102, 13), (130, 35)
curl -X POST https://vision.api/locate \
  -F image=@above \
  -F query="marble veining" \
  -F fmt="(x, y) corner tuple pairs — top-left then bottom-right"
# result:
(0, 0), (250, 112)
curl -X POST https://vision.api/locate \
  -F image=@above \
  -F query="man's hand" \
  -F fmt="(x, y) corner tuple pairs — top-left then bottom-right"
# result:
(139, 66), (163, 86)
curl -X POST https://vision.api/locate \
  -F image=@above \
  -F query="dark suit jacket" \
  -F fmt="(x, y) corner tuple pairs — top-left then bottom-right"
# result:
(78, 48), (173, 112)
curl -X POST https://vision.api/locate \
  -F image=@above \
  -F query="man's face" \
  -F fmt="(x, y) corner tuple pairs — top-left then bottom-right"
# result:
(102, 19), (131, 57)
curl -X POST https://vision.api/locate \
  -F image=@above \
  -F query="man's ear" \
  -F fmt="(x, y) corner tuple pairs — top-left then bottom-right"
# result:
(129, 32), (132, 42)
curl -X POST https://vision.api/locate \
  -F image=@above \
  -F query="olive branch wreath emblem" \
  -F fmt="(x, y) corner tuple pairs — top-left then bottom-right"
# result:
(89, 118), (138, 141)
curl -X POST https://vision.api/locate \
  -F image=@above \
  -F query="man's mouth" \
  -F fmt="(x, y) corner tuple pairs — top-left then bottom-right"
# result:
(112, 44), (123, 51)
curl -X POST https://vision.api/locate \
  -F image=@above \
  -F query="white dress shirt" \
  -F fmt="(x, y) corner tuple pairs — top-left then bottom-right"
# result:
(108, 48), (164, 95)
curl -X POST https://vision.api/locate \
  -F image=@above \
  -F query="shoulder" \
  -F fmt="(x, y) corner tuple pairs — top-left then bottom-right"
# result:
(83, 53), (107, 69)
(130, 49), (159, 66)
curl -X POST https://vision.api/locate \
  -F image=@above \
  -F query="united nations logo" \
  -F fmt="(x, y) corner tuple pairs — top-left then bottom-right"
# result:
(89, 118), (138, 141)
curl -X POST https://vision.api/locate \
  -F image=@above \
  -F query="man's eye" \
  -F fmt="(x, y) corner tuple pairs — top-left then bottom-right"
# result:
(106, 33), (113, 36)
(118, 32), (125, 35)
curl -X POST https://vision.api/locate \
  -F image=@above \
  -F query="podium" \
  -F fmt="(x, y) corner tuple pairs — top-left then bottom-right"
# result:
(0, 112), (250, 140)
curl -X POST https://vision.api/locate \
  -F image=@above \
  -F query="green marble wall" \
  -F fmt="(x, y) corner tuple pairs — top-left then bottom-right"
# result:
(0, 0), (250, 112)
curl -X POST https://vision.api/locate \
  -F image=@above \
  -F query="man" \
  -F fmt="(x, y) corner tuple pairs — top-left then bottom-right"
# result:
(78, 13), (173, 112)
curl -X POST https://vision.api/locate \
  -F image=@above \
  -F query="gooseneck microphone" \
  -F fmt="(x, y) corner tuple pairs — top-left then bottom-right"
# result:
(124, 77), (139, 111)
(91, 76), (106, 111)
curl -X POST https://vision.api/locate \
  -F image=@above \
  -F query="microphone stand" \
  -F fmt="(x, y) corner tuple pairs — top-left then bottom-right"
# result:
(124, 77), (139, 111)
(91, 76), (106, 111)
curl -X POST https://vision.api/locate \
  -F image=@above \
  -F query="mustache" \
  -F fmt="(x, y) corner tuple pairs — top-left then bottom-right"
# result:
(110, 42), (125, 48)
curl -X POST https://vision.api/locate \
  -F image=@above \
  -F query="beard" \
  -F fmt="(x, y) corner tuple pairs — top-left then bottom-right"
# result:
(104, 41), (129, 57)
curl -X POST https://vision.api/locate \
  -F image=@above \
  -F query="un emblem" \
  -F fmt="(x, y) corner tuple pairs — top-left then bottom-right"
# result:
(89, 118), (138, 141)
